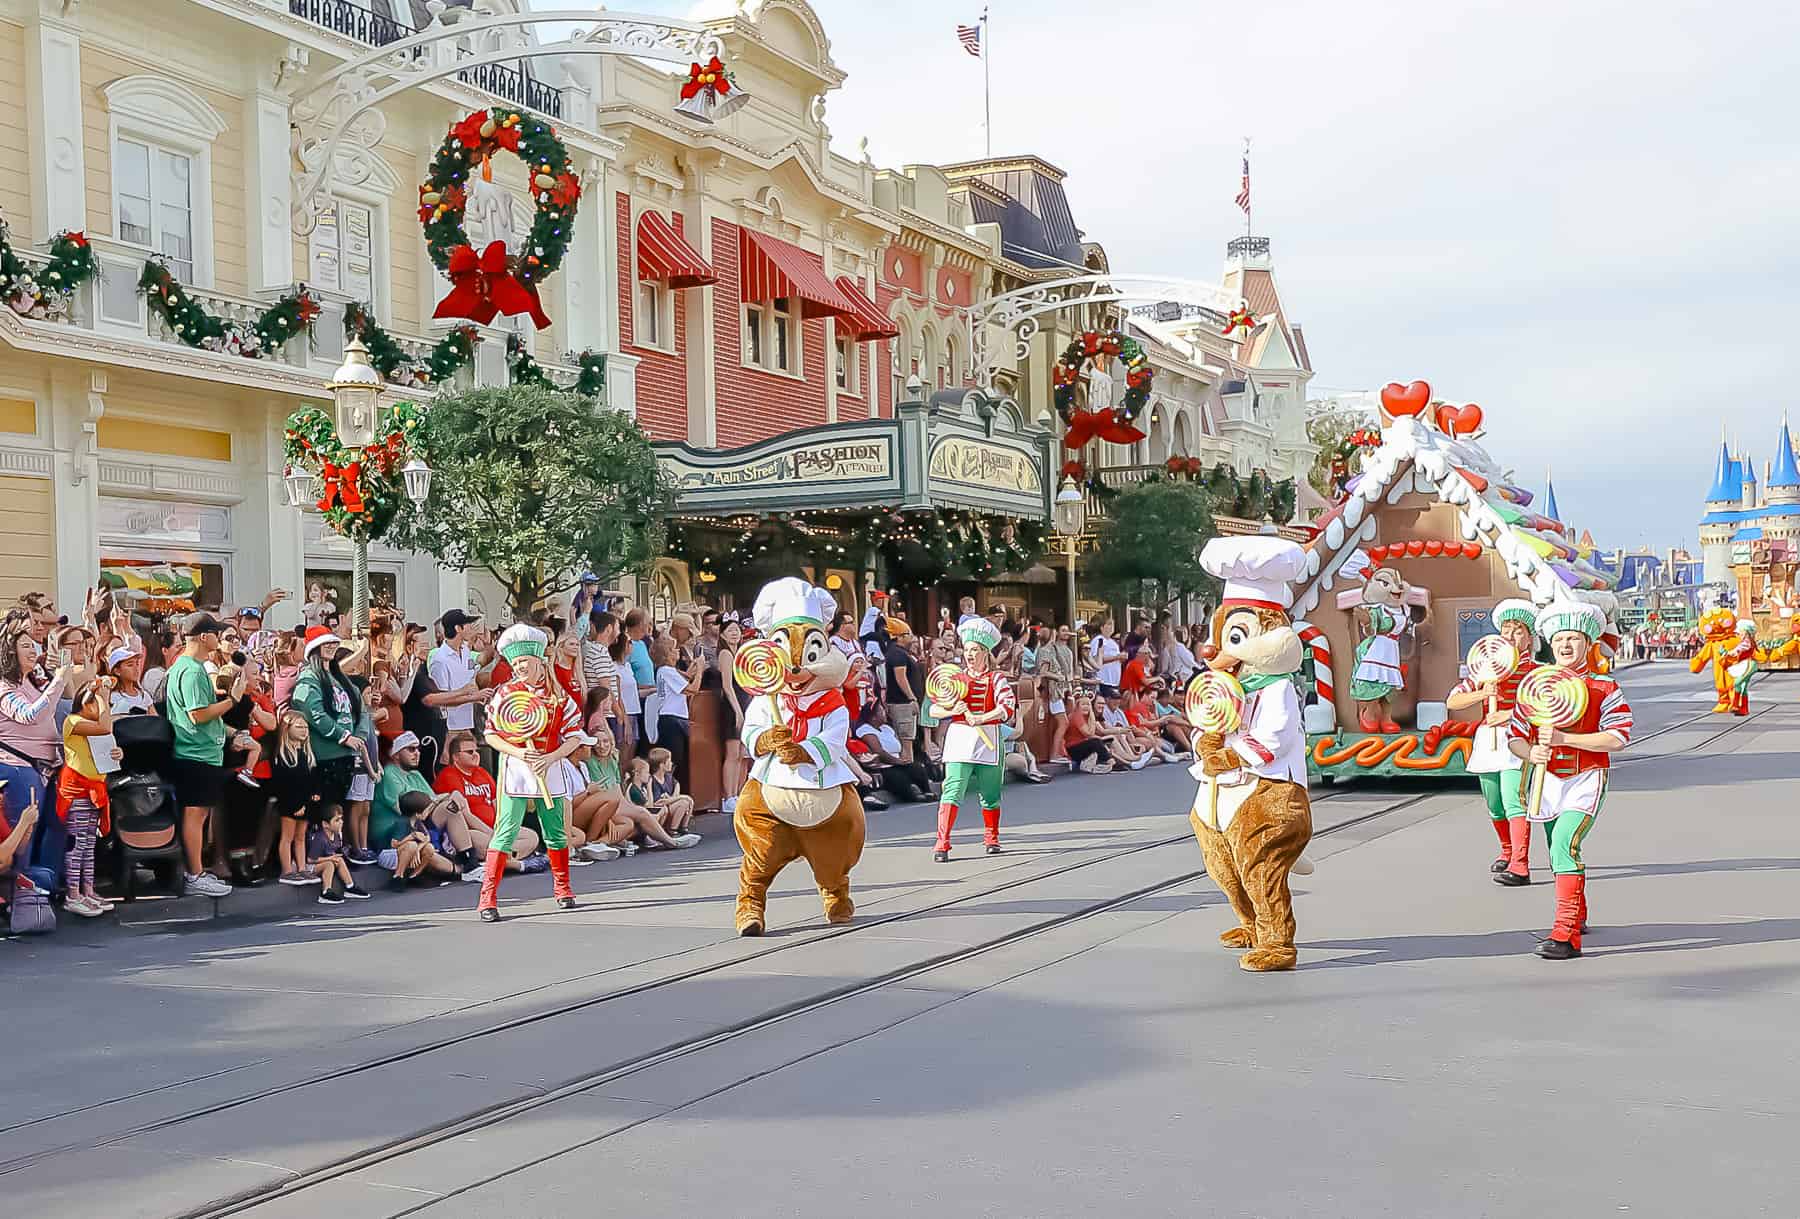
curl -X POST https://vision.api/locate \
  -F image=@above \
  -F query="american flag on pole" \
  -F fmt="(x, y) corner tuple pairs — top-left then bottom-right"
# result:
(1235, 147), (1251, 215)
(957, 21), (982, 56)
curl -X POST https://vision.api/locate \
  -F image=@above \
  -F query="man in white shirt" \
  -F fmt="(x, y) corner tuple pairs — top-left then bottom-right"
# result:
(1088, 617), (1123, 693)
(429, 609), (485, 733)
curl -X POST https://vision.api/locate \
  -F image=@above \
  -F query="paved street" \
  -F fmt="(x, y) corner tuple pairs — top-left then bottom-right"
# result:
(6, 661), (1798, 1218)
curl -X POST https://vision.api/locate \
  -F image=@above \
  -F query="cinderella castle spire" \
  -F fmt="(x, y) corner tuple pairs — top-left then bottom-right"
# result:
(1699, 416), (1800, 585)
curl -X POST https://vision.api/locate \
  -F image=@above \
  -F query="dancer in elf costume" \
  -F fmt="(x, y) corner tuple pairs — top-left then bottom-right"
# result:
(1445, 599), (1539, 886)
(931, 617), (1018, 863)
(477, 624), (584, 923)
(1507, 603), (1633, 960)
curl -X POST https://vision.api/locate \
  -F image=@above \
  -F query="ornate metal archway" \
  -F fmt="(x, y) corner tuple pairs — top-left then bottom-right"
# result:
(969, 274), (1246, 388)
(290, 10), (723, 233)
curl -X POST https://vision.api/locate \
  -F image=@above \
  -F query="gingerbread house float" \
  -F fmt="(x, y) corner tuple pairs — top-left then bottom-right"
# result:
(1287, 382), (1617, 781)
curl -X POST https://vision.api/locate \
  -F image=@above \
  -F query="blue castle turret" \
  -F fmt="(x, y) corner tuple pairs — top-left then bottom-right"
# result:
(1700, 420), (1800, 585)
(1542, 473), (1561, 524)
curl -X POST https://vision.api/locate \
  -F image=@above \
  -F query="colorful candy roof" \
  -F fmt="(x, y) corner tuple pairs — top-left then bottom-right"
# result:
(1291, 412), (1616, 618)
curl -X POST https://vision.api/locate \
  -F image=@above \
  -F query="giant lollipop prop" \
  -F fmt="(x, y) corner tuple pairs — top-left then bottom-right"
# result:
(1185, 670), (1245, 829)
(1516, 665), (1589, 819)
(733, 637), (791, 722)
(1466, 635), (1520, 720)
(492, 685), (553, 802)
(926, 662), (992, 752)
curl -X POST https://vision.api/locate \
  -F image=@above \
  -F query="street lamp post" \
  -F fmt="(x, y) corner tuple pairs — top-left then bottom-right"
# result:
(1053, 476), (1087, 627)
(303, 337), (432, 638)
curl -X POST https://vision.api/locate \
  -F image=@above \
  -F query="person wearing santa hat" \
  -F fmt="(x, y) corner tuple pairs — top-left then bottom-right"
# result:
(930, 616), (1018, 862)
(1445, 599), (1540, 885)
(1190, 534), (1316, 971)
(1507, 602), (1633, 960)
(477, 623), (585, 922)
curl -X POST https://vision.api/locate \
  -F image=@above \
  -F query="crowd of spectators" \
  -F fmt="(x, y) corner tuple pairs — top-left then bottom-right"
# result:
(0, 573), (1210, 936)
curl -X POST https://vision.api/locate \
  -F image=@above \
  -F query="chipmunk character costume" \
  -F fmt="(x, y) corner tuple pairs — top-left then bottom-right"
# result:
(1191, 536), (1315, 972)
(1690, 607), (1752, 715)
(733, 578), (866, 937)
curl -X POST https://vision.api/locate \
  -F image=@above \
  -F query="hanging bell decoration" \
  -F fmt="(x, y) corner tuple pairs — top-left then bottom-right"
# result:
(673, 55), (752, 124)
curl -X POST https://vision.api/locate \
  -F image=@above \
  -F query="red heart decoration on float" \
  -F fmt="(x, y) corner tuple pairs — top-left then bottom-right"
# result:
(1442, 403), (1484, 438)
(1379, 380), (1432, 420)
(1368, 545), (1389, 562)
(1462, 542), (1483, 559)
(1405, 540), (1426, 558)
(1424, 540), (1444, 557)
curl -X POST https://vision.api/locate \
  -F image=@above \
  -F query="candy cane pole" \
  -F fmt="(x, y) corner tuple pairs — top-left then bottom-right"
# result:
(1295, 622), (1333, 714)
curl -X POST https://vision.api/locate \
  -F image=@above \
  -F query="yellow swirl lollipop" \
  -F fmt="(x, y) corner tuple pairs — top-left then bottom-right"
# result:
(1185, 670), (1245, 733)
(925, 663), (969, 710)
(492, 686), (552, 801)
(732, 638), (790, 697)
(1516, 664), (1589, 818)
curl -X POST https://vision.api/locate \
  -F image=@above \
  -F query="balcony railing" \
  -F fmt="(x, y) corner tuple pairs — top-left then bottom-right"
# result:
(288, 0), (411, 47)
(288, 0), (564, 118)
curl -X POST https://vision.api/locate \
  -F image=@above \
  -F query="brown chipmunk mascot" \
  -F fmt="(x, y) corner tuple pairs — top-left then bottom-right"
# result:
(1192, 536), (1316, 972)
(733, 577), (866, 936)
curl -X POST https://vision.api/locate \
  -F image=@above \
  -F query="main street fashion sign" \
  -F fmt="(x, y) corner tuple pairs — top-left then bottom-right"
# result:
(656, 422), (905, 513)
(664, 436), (893, 491)
(927, 434), (1042, 497)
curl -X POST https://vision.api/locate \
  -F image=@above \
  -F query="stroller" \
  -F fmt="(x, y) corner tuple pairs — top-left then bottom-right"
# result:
(108, 714), (183, 900)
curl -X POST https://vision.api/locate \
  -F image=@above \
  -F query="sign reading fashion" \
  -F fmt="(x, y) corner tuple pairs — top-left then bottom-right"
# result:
(927, 435), (1042, 495)
(661, 435), (894, 492)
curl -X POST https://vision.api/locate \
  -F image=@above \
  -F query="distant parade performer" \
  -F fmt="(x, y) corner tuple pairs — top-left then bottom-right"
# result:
(1445, 599), (1539, 885)
(1690, 607), (1752, 716)
(732, 578), (865, 936)
(1507, 603), (1633, 961)
(477, 624), (583, 923)
(930, 617), (1017, 862)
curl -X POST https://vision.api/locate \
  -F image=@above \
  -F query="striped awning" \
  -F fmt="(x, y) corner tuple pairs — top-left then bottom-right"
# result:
(636, 210), (716, 289)
(831, 275), (899, 341)
(737, 228), (856, 320)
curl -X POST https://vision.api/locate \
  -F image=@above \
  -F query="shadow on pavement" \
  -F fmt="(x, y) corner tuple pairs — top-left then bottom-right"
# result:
(1301, 917), (1800, 968)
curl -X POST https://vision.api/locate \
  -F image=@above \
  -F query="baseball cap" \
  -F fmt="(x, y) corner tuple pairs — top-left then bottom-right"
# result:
(391, 731), (422, 751)
(577, 571), (599, 584)
(183, 611), (227, 637)
(236, 606), (263, 621)
(105, 645), (138, 669)
(440, 608), (481, 633)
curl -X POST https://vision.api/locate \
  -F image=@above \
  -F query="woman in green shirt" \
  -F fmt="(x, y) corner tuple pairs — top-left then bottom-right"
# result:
(288, 629), (372, 839)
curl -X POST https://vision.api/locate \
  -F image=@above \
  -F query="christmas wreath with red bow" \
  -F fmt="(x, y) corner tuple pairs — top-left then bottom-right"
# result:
(1051, 329), (1154, 449)
(284, 399), (429, 542)
(420, 107), (580, 329)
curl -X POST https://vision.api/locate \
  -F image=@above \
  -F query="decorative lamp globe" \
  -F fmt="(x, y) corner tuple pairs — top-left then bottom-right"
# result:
(1053, 476), (1086, 538)
(401, 457), (433, 505)
(329, 336), (383, 447)
(283, 465), (320, 509)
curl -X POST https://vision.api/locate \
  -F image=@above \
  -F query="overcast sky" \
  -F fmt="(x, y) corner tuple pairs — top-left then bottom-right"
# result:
(537, 0), (1800, 551)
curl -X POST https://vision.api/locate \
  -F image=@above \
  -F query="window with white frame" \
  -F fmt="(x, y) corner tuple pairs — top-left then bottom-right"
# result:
(636, 280), (670, 349)
(744, 297), (798, 373)
(835, 333), (860, 395)
(308, 195), (379, 308)
(116, 138), (195, 282)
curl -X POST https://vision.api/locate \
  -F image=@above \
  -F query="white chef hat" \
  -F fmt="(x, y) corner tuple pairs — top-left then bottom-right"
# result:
(1200, 535), (1308, 610)
(753, 576), (836, 632)
(1535, 602), (1605, 643)
(1492, 599), (1537, 631)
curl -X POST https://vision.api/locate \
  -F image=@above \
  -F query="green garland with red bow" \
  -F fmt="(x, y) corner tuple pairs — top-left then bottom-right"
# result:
(345, 301), (478, 389)
(1051, 329), (1154, 449)
(1, 215), (100, 320)
(283, 399), (429, 543)
(138, 259), (319, 357)
(421, 107), (579, 329)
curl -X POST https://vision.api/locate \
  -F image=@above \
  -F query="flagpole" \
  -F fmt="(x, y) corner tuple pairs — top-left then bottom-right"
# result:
(983, 6), (992, 158)
(1243, 136), (1252, 237)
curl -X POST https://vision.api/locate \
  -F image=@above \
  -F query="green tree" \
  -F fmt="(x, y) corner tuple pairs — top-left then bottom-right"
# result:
(1089, 479), (1220, 613)
(1306, 402), (1377, 496)
(389, 385), (675, 617)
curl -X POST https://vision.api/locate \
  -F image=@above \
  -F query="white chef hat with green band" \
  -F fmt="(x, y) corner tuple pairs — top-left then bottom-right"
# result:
(958, 617), (1001, 652)
(1492, 599), (1537, 631)
(1535, 602), (1604, 643)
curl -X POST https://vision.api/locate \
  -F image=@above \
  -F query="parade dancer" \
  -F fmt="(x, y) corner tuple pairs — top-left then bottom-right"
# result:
(931, 617), (1017, 862)
(477, 624), (583, 923)
(1507, 603), (1632, 960)
(1445, 599), (1538, 885)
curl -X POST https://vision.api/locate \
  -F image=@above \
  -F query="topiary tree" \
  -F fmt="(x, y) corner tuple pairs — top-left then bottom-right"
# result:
(387, 384), (675, 618)
(1089, 479), (1220, 613)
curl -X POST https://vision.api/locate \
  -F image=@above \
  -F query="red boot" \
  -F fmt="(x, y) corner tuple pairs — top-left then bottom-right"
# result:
(1506, 816), (1531, 878)
(981, 806), (1002, 854)
(933, 803), (957, 860)
(1547, 873), (1584, 953)
(1357, 707), (1381, 733)
(548, 848), (576, 909)
(477, 850), (508, 922)
(1490, 818), (1512, 869)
